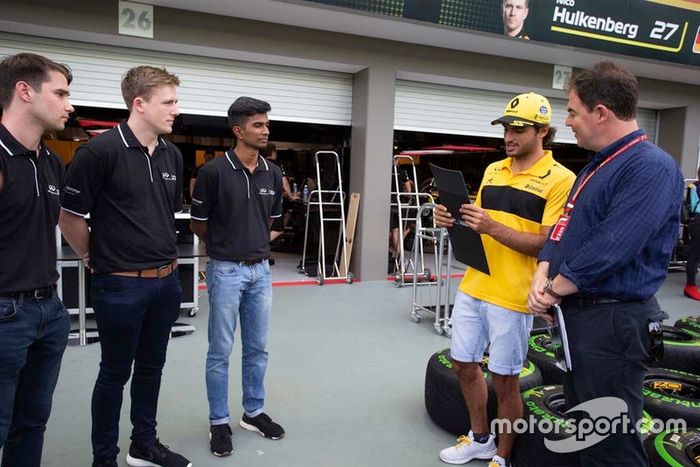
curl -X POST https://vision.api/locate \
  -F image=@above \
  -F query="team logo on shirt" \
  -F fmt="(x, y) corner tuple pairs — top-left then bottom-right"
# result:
(47, 185), (60, 196)
(258, 187), (276, 196)
(524, 183), (544, 194)
(161, 172), (177, 182)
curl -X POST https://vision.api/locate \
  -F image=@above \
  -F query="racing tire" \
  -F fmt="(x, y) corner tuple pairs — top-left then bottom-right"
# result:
(527, 332), (565, 385)
(424, 348), (542, 435)
(658, 325), (700, 374)
(531, 316), (550, 336)
(643, 367), (700, 427)
(674, 316), (700, 335)
(644, 429), (700, 467)
(512, 385), (581, 467)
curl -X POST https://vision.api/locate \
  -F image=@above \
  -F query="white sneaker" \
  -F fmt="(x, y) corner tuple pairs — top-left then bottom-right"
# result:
(488, 454), (509, 467)
(439, 431), (497, 464)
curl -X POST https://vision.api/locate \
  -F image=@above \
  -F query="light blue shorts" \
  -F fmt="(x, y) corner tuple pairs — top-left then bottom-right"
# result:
(450, 291), (533, 376)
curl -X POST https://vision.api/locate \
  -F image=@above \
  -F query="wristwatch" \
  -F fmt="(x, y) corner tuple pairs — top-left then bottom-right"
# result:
(543, 278), (562, 300)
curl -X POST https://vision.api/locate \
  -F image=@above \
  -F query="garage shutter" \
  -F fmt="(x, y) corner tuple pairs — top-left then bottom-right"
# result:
(395, 80), (657, 144)
(0, 32), (352, 125)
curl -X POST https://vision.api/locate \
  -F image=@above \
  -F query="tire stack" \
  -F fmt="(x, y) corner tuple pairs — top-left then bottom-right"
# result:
(424, 315), (700, 466)
(644, 317), (700, 466)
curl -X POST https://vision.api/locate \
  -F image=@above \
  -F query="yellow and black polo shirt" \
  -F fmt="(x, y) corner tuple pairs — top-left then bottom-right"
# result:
(458, 151), (575, 313)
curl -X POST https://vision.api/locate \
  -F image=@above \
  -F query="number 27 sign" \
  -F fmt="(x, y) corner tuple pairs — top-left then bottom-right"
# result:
(118, 1), (154, 38)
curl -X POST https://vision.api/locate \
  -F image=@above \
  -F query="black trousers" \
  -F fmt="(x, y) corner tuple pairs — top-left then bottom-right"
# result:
(561, 298), (662, 467)
(90, 272), (181, 462)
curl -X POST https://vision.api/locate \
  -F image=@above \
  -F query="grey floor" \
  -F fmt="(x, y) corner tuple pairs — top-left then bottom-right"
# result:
(38, 269), (695, 467)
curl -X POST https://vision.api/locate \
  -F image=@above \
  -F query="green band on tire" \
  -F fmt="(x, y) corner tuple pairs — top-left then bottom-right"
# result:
(654, 433), (684, 467)
(663, 340), (700, 347)
(520, 360), (535, 377)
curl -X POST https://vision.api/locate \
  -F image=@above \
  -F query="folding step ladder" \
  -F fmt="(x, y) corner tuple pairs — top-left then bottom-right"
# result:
(391, 155), (438, 287)
(299, 151), (354, 285)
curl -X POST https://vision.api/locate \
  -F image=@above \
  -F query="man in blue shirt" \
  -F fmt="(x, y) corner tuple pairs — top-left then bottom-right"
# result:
(528, 61), (684, 466)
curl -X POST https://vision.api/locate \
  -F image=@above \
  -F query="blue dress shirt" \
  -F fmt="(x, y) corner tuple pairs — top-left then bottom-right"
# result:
(539, 130), (684, 300)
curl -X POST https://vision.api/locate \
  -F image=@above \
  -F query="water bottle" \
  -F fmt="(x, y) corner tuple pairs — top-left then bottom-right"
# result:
(292, 182), (298, 195)
(302, 184), (309, 203)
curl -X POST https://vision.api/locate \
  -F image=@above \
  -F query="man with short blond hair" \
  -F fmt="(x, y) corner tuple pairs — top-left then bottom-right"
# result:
(60, 66), (190, 467)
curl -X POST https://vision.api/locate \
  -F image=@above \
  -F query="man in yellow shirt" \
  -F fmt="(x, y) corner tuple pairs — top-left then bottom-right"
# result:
(435, 93), (575, 467)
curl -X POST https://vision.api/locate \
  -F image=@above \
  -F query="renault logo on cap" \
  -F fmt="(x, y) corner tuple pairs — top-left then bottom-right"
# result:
(492, 92), (552, 126)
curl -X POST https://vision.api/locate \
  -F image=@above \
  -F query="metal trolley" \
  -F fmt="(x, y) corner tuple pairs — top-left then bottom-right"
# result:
(299, 151), (354, 285)
(410, 202), (454, 336)
(391, 155), (437, 287)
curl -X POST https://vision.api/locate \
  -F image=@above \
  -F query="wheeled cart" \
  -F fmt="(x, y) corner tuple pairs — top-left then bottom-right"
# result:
(410, 203), (454, 336)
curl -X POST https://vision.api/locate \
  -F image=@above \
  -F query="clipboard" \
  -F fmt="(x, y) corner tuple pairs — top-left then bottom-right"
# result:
(548, 304), (572, 371)
(430, 163), (490, 275)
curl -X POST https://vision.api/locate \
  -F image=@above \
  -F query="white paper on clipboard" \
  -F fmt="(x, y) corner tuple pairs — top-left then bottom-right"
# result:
(548, 304), (572, 371)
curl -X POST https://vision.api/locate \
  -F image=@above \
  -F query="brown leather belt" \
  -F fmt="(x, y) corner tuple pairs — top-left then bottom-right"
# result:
(110, 260), (178, 279)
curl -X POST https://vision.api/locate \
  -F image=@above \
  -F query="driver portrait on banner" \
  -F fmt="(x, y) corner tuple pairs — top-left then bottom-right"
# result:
(503, 0), (531, 39)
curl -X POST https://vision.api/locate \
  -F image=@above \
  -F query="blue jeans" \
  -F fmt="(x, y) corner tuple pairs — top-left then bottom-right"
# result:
(0, 294), (69, 467)
(206, 259), (272, 425)
(90, 272), (181, 462)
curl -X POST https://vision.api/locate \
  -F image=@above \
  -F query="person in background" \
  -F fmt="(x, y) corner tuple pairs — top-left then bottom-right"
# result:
(190, 150), (215, 200)
(528, 61), (684, 466)
(435, 93), (575, 467)
(263, 143), (299, 246)
(389, 166), (415, 264)
(502, 0), (529, 39)
(60, 66), (191, 467)
(191, 96), (285, 459)
(684, 166), (700, 301)
(0, 52), (73, 467)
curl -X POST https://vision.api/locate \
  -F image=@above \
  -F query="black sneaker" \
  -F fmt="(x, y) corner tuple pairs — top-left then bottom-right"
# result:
(126, 439), (191, 467)
(209, 424), (233, 457)
(240, 412), (285, 440)
(93, 459), (118, 467)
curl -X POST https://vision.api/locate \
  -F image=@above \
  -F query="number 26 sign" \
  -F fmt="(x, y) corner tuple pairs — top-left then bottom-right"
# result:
(118, 1), (154, 38)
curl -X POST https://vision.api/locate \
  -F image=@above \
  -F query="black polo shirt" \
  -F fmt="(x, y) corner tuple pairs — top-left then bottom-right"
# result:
(191, 150), (282, 261)
(0, 124), (64, 293)
(62, 123), (183, 273)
